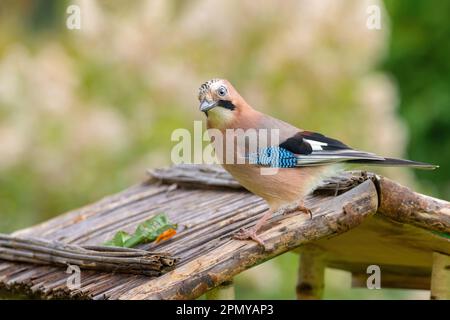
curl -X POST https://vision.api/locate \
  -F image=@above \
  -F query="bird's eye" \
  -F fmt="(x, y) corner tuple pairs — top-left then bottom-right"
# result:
(217, 86), (227, 97)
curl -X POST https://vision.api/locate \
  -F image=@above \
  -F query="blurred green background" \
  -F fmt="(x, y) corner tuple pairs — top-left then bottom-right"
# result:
(0, 0), (448, 299)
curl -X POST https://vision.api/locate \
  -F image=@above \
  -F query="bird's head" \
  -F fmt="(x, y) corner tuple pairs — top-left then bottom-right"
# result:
(198, 78), (248, 128)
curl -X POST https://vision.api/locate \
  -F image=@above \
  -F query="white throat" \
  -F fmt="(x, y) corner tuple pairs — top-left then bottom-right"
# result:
(207, 107), (234, 128)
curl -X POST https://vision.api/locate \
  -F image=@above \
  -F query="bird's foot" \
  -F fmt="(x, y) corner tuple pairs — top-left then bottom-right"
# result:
(281, 203), (313, 219)
(233, 228), (265, 247)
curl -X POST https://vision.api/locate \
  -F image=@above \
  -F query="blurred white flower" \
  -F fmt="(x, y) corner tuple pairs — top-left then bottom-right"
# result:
(27, 44), (77, 114)
(0, 43), (76, 115)
(0, 124), (28, 169)
(0, 45), (30, 109)
(75, 0), (107, 40)
(70, 107), (128, 153)
(357, 73), (405, 156)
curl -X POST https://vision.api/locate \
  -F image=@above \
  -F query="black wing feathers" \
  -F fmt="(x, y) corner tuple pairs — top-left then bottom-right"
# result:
(279, 133), (313, 154)
(279, 131), (349, 155)
(301, 131), (349, 150)
(275, 131), (437, 169)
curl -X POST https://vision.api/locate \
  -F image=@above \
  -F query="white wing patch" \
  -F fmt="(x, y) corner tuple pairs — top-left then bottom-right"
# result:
(304, 139), (327, 151)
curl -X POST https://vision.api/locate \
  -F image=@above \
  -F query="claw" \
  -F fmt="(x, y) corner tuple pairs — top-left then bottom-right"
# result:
(297, 205), (313, 219)
(233, 228), (265, 247)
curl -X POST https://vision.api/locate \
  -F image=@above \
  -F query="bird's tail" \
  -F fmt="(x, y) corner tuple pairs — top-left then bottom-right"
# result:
(347, 157), (438, 170)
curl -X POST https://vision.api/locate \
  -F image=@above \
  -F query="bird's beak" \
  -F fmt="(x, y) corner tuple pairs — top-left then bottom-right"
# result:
(199, 99), (217, 112)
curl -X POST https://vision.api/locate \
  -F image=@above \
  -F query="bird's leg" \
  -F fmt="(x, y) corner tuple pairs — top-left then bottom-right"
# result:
(233, 200), (313, 247)
(233, 209), (273, 247)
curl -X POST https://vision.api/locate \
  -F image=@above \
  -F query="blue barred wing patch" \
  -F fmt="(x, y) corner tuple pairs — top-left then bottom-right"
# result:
(248, 146), (297, 168)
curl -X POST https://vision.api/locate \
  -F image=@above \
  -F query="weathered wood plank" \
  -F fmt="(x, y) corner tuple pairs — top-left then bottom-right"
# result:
(0, 183), (270, 298)
(117, 180), (378, 299)
(148, 164), (243, 190)
(1, 164), (448, 299)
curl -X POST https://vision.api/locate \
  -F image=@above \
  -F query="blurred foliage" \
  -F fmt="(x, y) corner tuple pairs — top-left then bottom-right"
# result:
(384, 0), (450, 199)
(0, 0), (446, 300)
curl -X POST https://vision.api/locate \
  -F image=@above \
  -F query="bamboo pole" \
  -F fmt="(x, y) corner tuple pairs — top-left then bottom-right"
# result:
(430, 252), (450, 300)
(296, 246), (326, 300)
(205, 280), (235, 300)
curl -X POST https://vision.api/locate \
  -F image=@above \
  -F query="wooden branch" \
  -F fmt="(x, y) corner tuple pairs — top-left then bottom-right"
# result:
(117, 180), (378, 299)
(377, 177), (450, 234)
(313, 171), (377, 195)
(296, 246), (326, 300)
(0, 234), (176, 276)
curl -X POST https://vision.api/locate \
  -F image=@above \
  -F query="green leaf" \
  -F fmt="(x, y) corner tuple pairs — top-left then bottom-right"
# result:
(103, 231), (132, 247)
(103, 213), (177, 248)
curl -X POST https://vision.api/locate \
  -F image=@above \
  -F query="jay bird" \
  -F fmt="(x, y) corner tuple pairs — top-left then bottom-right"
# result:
(198, 78), (437, 246)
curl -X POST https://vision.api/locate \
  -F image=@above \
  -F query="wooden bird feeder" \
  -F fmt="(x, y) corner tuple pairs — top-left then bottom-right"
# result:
(0, 164), (449, 299)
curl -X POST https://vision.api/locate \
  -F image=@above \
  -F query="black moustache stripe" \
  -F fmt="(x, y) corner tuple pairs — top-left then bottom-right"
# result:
(217, 100), (236, 110)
